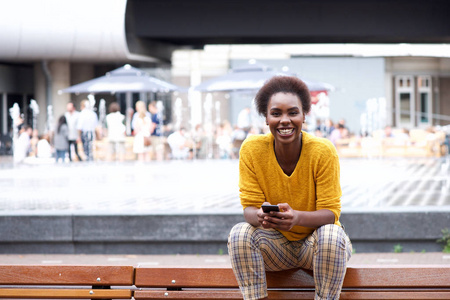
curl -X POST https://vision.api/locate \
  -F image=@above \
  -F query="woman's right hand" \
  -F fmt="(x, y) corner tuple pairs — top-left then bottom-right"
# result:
(257, 202), (280, 229)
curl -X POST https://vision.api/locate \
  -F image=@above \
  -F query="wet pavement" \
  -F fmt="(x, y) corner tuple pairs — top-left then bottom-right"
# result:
(0, 155), (449, 214)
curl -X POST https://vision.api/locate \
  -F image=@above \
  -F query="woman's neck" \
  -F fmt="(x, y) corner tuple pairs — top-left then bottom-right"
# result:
(274, 133), (303, 175)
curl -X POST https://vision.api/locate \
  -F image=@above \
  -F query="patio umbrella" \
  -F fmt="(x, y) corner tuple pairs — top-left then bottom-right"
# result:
(60, 64), (181, 94)
(193, 62), (334, 93)
(60, 64), (182, 136)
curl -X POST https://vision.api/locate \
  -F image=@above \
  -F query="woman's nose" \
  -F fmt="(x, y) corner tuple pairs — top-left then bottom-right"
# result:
(280, 114), (290, 124)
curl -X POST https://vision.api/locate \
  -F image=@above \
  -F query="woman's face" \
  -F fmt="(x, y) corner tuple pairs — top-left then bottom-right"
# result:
(266, 92), (305, 146)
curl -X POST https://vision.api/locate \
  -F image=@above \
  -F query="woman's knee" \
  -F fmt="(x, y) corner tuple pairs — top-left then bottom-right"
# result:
(228, 222), (255, 246)
(315, 224), (349, 252)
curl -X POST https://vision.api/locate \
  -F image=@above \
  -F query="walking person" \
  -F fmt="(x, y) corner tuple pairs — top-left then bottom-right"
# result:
(132, 100), (153, 162)
(65, 102), (83, 161)
(54, 115), (69, 163)
(105, 102), (126, 161)
(77, 99), (98, 161)
(148, 101), (164, 161)
(227, 76), (352, 300)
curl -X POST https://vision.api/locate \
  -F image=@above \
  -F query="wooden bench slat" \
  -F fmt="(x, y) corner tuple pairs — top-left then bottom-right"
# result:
(135, 266), (450, 289)
(134, 289), (450, 300)
(340, 290), (450, 300)
(134, 268), (315, 288)
(0, 265), (134, 285)
(344, 266), (450, 288)
(0, 288), (132, 299)
(134, 290), (315, 299)
(135, 268), (239, 288)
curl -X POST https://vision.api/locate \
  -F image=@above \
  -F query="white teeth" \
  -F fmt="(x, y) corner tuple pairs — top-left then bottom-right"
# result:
(278, 129), (293, 135)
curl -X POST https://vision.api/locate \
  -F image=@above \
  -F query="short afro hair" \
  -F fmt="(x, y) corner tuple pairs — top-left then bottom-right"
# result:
(254, 76), (311, 117)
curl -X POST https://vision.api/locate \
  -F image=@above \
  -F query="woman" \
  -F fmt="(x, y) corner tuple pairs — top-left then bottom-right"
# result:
(54, 115), (69, 163)
(105, 102), (126, 161)
(228, 76), (352, 300)
(132, 101), (153, 161)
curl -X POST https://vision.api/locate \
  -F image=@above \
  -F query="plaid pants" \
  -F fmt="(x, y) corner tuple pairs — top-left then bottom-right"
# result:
(227, 222), (352, 300)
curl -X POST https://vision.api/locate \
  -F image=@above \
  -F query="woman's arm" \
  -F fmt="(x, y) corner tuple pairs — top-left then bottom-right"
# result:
(260, 203), (335, 231)
(243, 206), (261, 227)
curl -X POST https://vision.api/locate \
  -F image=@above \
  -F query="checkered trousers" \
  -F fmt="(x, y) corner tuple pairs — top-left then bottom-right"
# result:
(227, 223), (352, 300)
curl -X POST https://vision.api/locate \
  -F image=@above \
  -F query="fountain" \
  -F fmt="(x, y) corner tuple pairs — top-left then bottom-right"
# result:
(29, 99), (39, 130)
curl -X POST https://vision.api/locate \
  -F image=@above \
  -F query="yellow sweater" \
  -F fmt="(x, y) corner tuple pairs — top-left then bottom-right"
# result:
(239, 131), (342, 241)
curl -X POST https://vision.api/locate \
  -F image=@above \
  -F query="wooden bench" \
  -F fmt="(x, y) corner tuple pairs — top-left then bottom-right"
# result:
(1, 265), (449, 299)
(0, 265), (134, 299)
(134, 266), (450, 300)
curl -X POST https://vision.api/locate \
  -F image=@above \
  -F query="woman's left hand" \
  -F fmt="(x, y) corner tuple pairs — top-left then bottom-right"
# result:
(261, 203), (299, 231)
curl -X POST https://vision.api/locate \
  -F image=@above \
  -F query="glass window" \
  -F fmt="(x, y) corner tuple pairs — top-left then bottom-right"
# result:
(420, 93), (428, 123)
(400, 93), (412, 125)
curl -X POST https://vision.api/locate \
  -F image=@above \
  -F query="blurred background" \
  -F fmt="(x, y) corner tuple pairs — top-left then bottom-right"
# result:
(0, 0), (449, 256)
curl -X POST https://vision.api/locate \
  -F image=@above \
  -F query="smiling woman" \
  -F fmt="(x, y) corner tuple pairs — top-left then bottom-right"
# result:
(227, 76), (352, 300)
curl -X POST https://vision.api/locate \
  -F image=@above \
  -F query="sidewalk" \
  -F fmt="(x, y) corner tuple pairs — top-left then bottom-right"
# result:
(1, 252), (449, 266)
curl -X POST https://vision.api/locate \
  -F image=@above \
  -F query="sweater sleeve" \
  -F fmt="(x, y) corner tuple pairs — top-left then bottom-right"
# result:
(315, 141), (342, 224)
(239, 140), (266, 210)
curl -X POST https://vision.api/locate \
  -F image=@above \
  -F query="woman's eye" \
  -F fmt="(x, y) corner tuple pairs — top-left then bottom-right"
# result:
(289, 111), (299, 115)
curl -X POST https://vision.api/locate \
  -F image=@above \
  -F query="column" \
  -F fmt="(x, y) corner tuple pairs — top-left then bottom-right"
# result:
(49, 61), (71, 126)
(1, 93), (7, 135)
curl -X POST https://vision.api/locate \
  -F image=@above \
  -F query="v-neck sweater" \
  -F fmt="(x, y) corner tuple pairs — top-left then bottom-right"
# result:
(239, 131), (342, 241)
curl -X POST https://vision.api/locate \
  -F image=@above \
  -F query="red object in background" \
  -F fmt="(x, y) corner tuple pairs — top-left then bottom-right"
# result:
(310, 90), (328, 105)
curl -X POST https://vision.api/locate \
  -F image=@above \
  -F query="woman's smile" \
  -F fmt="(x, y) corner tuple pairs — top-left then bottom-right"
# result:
(277, 127), (295, 136)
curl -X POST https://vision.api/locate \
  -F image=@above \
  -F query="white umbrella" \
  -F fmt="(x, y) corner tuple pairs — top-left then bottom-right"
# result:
(193, 62), (334, 93)
(60, 64), (181, 94)
(60, 64), (183, 136)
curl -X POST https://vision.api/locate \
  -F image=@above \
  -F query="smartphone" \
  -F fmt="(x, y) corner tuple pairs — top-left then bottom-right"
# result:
(261, 204), (280, 213)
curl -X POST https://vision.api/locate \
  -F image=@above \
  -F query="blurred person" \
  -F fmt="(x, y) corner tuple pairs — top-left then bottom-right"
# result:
(216, 121), (233, 159)
(231, 125), (247, 159)
(105, 102), (126, 161)
(77, 99), (98, 161)
(338, 118), (348, 130)
(36, 133), (52, 159)
(132, 100), (153, 162)
(65, 102), (83, 162)
(193, 124), (208, 159)
(13, 125), (33, 163)
(54, 115), (69, 163)
(329, 123), (349, 146)
(382, 125), (394, 138)
(148, 101), (164, 161)
(324, 118), (335, 138)
(228, 76), (352, 300)
(237, 107), (252, 134)
(131, 101), (151, 133)
(167, 127), (191, 160)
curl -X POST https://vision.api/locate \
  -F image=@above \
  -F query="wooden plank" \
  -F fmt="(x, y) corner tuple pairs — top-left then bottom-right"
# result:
(340, 290), (450, 300)
(0, 265), (134, 285)
(135, 268), (238, 288)
(343, 266), (450, 288)
(134, 268), (315, 288)
(134, 289), (450, 300)
(135, 266), (450, 289)
(134, 290), (316, 299)
(0, 288), (132, 299)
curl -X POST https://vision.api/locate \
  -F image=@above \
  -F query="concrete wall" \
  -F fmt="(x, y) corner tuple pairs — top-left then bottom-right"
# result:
(0, 211), (448, 254)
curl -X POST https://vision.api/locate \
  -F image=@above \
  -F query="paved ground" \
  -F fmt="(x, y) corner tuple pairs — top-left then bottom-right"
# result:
(1, 252), (450, 266)
(1, 155), (449, 214)
(1, 155), (449, 264)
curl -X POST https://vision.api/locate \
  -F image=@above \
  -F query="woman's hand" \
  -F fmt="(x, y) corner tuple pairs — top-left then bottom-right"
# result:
(258, 202), (299, 231)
